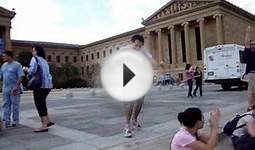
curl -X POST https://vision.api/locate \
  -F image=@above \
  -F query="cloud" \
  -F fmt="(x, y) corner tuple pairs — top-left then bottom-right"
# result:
(0, 0), (67, 42)
(227, 0), (255, 14)
(0, 0), (254, 45)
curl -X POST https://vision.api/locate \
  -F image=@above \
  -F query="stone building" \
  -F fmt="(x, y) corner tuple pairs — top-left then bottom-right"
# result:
(80, 0), (255, 79)
(1, 0), (255, 81)
(0, 6), (15, 53)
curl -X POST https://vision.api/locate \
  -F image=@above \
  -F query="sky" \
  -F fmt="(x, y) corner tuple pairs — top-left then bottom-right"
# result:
(0, 0), (254, 45)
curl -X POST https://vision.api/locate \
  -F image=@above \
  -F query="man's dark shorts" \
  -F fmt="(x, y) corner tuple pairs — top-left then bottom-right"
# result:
(124, 96), (145, 106)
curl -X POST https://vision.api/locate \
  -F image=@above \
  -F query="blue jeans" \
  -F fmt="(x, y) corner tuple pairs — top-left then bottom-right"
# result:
(2, 94), (21, 125)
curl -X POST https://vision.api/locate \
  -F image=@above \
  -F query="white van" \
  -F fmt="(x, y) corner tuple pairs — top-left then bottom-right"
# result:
(204, 44), (247, 90)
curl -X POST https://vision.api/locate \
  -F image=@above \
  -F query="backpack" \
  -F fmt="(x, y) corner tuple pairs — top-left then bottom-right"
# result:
(223, 114), (251, 136)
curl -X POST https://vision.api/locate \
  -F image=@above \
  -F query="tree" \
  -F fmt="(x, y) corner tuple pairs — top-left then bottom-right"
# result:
(87, 63), (101, 87)
(17, 51), (32, 67)
(60, 62), (79, 80)
(50, 63), (84, 88)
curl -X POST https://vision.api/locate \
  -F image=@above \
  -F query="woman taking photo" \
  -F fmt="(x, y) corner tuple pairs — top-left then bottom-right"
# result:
(25, 46), (54, 132)
(185, 64), (194, 97)
(171, 107), (221, 150)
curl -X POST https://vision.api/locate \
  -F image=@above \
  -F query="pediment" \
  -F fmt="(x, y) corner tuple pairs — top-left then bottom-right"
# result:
(143, 0), (213, 25)
(0, 6), (15, 19)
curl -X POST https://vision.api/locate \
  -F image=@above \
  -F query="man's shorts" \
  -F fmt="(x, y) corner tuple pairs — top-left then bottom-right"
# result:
(124, 96), (145, 106)
(248, 73), (255, 95)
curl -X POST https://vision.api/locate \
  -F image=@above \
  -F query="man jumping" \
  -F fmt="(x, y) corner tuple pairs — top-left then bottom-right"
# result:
(122, 35), (164, 138)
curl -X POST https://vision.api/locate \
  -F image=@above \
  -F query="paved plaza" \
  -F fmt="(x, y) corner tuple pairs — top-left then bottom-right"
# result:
(0, 85), (247, 150)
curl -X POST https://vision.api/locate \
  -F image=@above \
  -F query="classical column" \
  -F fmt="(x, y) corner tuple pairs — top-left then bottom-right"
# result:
(168, 25), (177, 67)
(182, 22), (191, 63)
(146, 31), (153, 58)
(197, 18), (205, 51)
(213, 14), (224, 44)
(197, 18), (205, 60)
(156, 29), (163, 62)
(5, 25), (11, 51)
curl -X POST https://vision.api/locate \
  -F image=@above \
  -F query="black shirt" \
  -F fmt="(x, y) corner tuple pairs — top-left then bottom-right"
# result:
(194, 71), (202, 85)
(244, 47), (255, 74)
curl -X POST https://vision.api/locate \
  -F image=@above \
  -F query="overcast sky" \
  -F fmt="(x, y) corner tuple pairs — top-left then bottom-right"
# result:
(0, 0), (254, 45)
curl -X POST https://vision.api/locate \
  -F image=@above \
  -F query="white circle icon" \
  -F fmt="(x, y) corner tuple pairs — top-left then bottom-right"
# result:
(101, 48), (153, 102)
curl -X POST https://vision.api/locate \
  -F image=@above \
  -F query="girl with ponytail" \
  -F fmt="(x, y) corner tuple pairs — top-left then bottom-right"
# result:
(171, 107), (221, 150)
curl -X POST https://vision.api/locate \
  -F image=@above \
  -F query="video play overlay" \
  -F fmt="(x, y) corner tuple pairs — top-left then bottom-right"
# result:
(101, 48), (153, 102)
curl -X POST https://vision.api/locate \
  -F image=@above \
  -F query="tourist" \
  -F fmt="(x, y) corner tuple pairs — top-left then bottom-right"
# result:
(244, 25), (255, 108)
(171, 107), (221, 150)
(25, 46), (54, 132)
(185, 64), (194, 97)
(193, 66), (203, 97)
(0, 51), (24, 128)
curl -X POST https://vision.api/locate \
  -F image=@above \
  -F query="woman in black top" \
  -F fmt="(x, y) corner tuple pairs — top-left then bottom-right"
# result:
(193, 66), (203, 96)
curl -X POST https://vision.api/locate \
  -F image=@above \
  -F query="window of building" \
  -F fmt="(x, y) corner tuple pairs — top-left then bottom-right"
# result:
(86, 66), (89, 75)
(65, 56), (69, 62)
(86, 55), (89, 61)
(81, 67), (84, 76)
(167, 33), (172, 64)
(103, 51), (106, 57)
(81, 56), (84, 62)
(47, 55), (52, 62)
(73, 56), (77, 63)
(181, 30), (186, 63)
(56, 56), (60, 63)
(0, 37), (5, 54)
(195, 27), (202, 61)
(97, 52), (100, 59)
(91, 53), (94, 60)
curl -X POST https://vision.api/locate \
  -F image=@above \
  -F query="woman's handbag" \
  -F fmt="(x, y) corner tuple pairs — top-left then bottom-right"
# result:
(28, 57), (42, 90)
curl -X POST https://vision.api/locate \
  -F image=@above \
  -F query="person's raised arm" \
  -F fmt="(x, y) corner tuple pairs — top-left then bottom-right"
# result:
(245, 26), (252, 49)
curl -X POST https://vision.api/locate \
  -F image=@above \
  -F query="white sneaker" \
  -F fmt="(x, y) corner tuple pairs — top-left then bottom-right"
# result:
(12, 121), (19, 127)
(124, 125), (132, 138)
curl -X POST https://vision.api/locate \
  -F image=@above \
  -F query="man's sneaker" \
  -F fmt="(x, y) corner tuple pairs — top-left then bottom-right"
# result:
(12, 121), (19, 127)
(124, 128), (132, 138)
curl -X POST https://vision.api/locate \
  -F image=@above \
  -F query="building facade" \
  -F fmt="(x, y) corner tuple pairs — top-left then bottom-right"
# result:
(1, 0), (255, 81)
(0, 6), (15, 53)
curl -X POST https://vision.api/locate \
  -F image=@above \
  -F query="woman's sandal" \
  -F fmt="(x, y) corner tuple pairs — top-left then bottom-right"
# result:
(33, 128), (48, 133)
(47, 122), (55, 127)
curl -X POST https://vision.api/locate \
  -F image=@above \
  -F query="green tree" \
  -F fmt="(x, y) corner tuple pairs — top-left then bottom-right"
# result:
(87, 63), (101, 87)
(60, 62), (79, 80)
(50, 63), (83, 88)
(17, 51), (32, 67)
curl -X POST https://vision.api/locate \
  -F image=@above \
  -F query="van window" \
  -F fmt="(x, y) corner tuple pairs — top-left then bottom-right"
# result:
(239, 51), (246, 63)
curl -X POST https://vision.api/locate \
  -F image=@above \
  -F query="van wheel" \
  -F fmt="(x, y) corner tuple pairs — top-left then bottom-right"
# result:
(221, 84), (231, 90)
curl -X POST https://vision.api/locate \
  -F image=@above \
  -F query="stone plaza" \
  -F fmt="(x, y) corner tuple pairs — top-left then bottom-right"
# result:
(0, 85), (247, 150)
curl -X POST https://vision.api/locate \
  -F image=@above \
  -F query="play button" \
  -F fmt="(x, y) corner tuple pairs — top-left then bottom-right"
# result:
(101, 48), (153, 102)
(123, 64), (135, 87)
